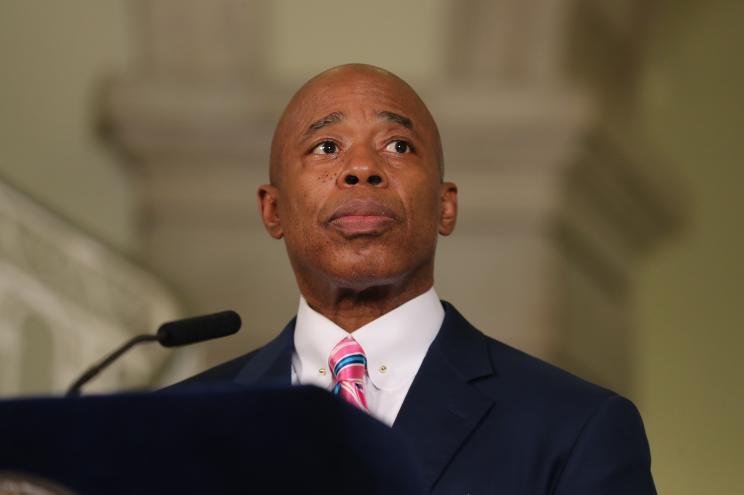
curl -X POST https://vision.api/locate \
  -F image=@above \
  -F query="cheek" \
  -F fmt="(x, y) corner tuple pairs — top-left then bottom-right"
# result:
(279, 181), (327, 244)
(405, 185), (442, 232)
(317, 171), (338, 183)
(282, 177), (319, 215)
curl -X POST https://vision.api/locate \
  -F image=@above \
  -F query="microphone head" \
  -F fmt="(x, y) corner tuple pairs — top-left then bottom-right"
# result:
(157, 310), (241, 347)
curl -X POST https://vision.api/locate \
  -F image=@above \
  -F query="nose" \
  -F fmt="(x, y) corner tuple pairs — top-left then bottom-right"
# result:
(338, 146), (388, 188)
(344, 174), (382, 185)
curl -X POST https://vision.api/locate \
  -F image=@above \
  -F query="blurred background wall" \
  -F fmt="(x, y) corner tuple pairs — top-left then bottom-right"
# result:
(636, 0), (744, 491)
(0, 1), (742, 493)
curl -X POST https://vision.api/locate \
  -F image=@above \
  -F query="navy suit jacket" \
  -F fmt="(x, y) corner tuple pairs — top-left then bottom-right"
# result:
(176, 302), (656, 494)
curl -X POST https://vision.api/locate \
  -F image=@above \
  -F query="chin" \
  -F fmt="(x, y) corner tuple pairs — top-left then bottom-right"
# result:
(324, 248), (434, 292)
(288, 237), (436, 292)
(327, 263), (405, 290)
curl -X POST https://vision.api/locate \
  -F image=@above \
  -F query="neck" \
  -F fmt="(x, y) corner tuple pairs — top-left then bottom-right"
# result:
(298, 273), (434, 332)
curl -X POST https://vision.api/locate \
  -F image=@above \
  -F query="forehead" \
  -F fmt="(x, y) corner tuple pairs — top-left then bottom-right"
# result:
(285, 70), (432, 133)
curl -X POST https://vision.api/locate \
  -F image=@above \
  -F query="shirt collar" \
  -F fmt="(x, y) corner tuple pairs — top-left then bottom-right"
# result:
(293, 288), (444, 391)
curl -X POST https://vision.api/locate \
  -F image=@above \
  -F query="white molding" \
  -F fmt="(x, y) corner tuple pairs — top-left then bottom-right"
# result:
(0, 182), (180, 396)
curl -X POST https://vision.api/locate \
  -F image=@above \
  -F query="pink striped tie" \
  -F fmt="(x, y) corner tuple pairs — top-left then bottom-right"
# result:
(328, 337), (369, 411)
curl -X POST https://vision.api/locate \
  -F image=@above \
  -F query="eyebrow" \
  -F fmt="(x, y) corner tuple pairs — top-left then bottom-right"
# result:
(305, 112), (344, 136)
(377, 111), (413, 129)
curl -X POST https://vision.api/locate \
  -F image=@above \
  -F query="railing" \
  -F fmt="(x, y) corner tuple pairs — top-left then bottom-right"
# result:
(0, 180), (180, 396)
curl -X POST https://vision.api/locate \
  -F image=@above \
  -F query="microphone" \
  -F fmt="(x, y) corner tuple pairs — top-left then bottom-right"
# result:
(157, 310), (241, 347)
(66, 310), (241, 397)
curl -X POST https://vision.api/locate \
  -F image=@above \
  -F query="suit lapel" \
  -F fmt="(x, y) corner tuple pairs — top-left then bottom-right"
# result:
(233, 318), (295, 387)
(393, 302), (495, 490)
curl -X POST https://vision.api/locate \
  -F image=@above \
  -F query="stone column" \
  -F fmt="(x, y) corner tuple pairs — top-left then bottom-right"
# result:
(103, 0), (298, 370)
(423, 0), (684, 394)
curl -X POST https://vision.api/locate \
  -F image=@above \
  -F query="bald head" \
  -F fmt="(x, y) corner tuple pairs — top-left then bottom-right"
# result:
(269, 64), (444, 185)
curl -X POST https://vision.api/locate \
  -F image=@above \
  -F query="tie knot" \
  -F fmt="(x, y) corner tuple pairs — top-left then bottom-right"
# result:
(329, 336), (367, 382)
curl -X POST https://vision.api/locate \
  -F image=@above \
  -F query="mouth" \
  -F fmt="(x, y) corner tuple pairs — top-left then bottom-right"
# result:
(327, 198), (399, 236)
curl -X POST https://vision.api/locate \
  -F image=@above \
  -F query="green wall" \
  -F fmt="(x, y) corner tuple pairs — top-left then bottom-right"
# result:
(638, 1), (744, 493)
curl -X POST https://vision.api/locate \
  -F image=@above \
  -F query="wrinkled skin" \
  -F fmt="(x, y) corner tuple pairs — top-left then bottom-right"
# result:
(258, 64), (457, 331)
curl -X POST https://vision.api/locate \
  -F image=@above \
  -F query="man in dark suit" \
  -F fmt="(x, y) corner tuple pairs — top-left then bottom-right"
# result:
(179, 64), (656, 494)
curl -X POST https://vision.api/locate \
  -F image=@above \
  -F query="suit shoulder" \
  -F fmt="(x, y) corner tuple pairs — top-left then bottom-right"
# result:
(442, 301), (615, 406)
(162, 318), (296, 391)
(483, 333), (615, 405)
(163, 348), (260, 390)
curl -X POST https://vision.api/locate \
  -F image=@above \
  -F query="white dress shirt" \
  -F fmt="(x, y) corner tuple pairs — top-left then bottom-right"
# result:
(291, 288), (444, 426)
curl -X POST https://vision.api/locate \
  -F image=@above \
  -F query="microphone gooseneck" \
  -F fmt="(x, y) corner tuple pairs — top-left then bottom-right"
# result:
(66, 334), (159, 397)
(66, 310), (242, 397)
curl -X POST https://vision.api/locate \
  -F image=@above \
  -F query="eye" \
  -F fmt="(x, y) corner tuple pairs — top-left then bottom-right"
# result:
(385, 140), (413, 154)
(311, 140), (338, 155)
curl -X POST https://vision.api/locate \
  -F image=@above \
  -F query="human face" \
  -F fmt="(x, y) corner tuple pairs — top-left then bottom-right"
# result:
(259, 66), (457, 297)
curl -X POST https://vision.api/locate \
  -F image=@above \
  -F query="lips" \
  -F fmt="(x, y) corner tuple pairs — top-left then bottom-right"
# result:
(327, 198), (399, 236)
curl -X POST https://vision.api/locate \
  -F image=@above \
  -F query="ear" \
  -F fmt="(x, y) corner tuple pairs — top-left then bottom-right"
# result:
(438, 181), (458, 236)
(257, 184), (284, 239)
